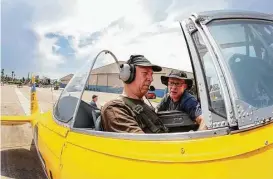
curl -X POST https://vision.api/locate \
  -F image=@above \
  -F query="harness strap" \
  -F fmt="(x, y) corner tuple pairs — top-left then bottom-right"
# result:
(121, 97), (168, 133)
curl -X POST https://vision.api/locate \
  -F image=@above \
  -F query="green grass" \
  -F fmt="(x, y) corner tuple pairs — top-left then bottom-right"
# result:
(151, 97), (162, 103)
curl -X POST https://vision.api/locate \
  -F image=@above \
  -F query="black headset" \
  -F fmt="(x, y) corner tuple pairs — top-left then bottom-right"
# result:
(119, 55), (144, 84)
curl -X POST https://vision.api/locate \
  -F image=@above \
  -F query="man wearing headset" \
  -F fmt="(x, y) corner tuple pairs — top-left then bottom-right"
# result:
(157, 70), (207, 131)
(101, 55), (168, 133)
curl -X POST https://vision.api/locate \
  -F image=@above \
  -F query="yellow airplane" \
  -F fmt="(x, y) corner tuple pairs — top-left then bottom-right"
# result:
(1, 10), (273, 179)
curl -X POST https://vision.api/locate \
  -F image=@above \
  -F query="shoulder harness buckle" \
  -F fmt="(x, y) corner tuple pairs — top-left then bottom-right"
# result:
(132, 104), (143, 114)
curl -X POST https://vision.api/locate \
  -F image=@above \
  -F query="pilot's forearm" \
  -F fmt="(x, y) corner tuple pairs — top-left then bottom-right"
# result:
(195, 116), (208, 131)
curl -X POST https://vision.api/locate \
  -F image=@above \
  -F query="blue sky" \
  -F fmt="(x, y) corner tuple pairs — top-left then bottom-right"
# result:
(1, 0), (272, 79)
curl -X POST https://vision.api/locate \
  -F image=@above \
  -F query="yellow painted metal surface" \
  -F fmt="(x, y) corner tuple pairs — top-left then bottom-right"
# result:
(1, 109), (272, 179)
(0, 112), (41, 125)
(35, 111), (68, 179)
(1, 115), (32, 125)
(30, 75), (39, 114)
(60, 122), (273, 179)
(1, 75), (40, 126)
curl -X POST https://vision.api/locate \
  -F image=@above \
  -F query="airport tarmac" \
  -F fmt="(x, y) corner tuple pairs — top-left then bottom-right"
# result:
(1, 84), (159, 179)
(1, 85), (62, 179)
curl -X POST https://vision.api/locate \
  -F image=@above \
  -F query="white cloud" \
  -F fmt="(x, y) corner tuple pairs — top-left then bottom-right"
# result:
(4, 0), (232, 78)
(88, 22), (192, 71)
(36, 36), (65, 68)
(30, 0), (145, 78)
(34, 0), (140, 35)
(64, 0), (230, 73)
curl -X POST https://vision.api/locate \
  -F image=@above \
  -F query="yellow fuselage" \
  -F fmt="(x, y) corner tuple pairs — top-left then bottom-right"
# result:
(35, 111), (273, 179)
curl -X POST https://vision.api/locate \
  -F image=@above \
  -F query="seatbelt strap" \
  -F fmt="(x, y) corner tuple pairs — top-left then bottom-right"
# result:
(121, 97), (145, 129)
(121, 97), (168, 133)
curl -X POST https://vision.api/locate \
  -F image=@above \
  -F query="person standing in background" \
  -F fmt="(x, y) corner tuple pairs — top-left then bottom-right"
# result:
(90, 95), (98, 109)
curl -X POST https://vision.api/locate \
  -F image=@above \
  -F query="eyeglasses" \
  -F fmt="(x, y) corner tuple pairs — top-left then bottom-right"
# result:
(168, 81), (185, 87)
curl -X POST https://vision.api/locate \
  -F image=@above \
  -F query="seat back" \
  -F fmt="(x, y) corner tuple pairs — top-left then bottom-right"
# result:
(92, 110), (103, 131)
(73, 101), (96, 128)
(95, 116), (103, 131)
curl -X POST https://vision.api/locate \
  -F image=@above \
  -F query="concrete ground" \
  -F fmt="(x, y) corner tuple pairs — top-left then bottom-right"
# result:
(82, 90), (158, 108)
(1, 84), (160, 179)
(1, 85), (50, 179)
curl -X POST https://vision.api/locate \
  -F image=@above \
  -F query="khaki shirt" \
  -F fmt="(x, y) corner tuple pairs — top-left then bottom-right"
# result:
(101, 98), (156, 133)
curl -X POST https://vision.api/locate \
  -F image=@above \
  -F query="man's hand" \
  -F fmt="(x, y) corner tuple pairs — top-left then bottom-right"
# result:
(195, 116), (208, 131)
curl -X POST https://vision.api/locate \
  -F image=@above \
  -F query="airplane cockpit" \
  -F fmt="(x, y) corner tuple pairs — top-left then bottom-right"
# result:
(3, 10), (273, 179)
(53, 50), (200, 133)
(53, 13), (273, 138)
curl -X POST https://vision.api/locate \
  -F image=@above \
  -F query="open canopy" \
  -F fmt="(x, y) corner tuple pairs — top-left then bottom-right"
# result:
(53, 50), (120, 125)
(52, 13), (273, 133)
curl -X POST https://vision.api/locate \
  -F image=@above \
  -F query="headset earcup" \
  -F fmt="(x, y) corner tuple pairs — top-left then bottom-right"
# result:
(119, 62), (136, 84)
(119, 64), (131, 82)
(126, 64), (135, 84)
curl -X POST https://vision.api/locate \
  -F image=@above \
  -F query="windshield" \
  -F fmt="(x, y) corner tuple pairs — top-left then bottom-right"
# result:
(81, 51), (123, 108)
(208, 19), (273, 109)
(54, 58), (92, 123)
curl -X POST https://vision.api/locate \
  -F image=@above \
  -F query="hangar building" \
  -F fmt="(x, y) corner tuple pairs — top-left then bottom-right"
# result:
(59, 62), (193, 98)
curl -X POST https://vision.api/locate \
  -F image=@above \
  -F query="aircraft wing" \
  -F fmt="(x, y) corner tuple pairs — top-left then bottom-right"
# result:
(1, 75), (40, 126)
(1, 115), (33, 125)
